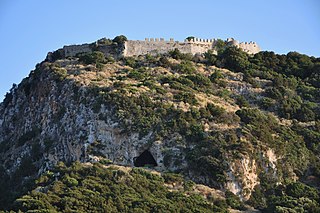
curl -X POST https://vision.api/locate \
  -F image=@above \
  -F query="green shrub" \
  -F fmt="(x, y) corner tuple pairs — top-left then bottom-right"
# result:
(124, 57), (137, 68)
(112, 35), (127, 44)
(186, 74), (211, 86)
(210, 69), (223, 83)
(169, 48), (193, 61)
(173, 92), (197, 105)
(79, 51), (106, 65)
(162, 172), (184, 184)
(206, 103), (225, 117)
(128, 69), (146, 81)
(286, 182), (319, 201)
(13, 162), (225, 212)
(225, 190), (245, 210)
(176, 60), (196, 74)
(63, 175), (78, 187)
(236, 95), (250, 108)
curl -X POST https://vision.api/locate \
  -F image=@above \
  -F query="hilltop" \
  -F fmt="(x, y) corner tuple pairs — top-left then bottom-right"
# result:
(49, 35), (260, 62)
(0, 36), (320, 212)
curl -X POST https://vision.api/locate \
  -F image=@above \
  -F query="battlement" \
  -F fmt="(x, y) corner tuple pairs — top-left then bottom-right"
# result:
(61, 36), (261, 59)
(144, 38), (172, 42)
(124, 37), (260, 56)
(185, 38), (217, 43)
(141, 37), (217, 44)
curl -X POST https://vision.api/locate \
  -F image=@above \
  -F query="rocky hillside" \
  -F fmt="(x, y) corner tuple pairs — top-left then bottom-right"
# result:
(0, 38), (320, 212)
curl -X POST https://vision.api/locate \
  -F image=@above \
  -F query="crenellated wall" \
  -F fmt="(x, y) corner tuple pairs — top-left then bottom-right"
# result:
(123, 37), (218, 56)
(123, 37), (260, 56)
(61, 37), (261, 59)
(226, 38), (260, 54)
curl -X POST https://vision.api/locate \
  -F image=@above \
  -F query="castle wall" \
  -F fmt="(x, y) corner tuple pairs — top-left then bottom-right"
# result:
(226, 38), (261, 54)
(236, 42), (260, 54)
(63, 44), (92, 57)
(61, 37), (261, 59)
(123, 39), (214, 56)
(190, 42), (214, 55)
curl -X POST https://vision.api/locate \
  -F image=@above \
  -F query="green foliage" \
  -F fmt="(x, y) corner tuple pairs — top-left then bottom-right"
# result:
(169, 48), (193, 61)
(158, 56), (172, 68)
(176, 60), (196, 74)
(225, 190), (246, 210)
(185, 36), (195, 41)
(13, 162), (226, 212)
(206, 103), (225, 117)
(209, 69), (224, 83)
(205, 47), (320, 122)
(265, 181), (320, 212)
(248, 186), (267, 209)
(204, 50), (218, 65)
(52, 67), (68, 81)
(173, 91), (197, 105)
(63, 175), (79, 187)
(218, 46), (250, 72)
(124, 56), (137, 68)
(233, 107), (263, 128)
(186, 74), (211, 86)
(112, 35), (127, 44)
(97, 37), (112, 45)
(236, 95), (250, 108)
(3, 39), (320, 212)
(162, 172), (184, 184)
(128, 69), (147, 81)
(214, 39), (227, 53)
(78, 51), (106, 66)
(49, 49), (64, 61)
(286, 182), (319, 200)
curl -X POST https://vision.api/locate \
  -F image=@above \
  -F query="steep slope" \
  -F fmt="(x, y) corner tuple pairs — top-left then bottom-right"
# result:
(13, 162), (229, 212)
(0, 38), (320, 211)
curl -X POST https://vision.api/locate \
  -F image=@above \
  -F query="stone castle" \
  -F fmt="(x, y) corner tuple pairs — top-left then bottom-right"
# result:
(61, 37), (260, 59)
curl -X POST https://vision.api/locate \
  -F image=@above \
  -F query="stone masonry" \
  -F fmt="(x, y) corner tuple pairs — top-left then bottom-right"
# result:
(62, 37), (261, 58)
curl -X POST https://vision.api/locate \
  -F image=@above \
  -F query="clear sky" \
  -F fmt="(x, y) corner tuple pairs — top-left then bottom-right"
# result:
(0, 0), (319, 101)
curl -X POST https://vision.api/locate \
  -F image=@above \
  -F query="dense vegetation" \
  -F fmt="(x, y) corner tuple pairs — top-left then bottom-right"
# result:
(12, 162), (228, 212)
(0, 38), (319, 212)
(205, 46), (320, 121)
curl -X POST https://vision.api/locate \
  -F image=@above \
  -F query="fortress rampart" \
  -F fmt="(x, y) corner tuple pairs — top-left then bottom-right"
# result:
(226, 38), (260, 54)
(123, 38), (216, 56)
(61, 37), (261, 59)
(63, 44), (92, 57)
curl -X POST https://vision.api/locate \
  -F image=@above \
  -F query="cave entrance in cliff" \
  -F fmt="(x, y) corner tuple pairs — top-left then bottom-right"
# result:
(134, 150), (158, 167)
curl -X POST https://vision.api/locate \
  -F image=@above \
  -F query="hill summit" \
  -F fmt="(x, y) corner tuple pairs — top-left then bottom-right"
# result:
(0, 35), (320, 212)
(48, 35), (260, 62)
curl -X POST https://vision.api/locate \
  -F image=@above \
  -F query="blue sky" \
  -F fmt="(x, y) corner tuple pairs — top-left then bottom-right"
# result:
(0, 0), (319, 101)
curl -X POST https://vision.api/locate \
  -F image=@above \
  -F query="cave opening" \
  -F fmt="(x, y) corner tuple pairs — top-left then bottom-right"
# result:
(134, 150), (158, 167)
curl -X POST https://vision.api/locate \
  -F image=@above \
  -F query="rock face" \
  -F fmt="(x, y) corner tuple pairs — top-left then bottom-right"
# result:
(0, 58), (282, 201)
(0, 61), (186, 178)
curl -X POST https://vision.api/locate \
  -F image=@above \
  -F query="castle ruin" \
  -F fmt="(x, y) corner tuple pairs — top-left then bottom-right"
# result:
(124, 37), (260, 56)
(61, 37), (261, 59)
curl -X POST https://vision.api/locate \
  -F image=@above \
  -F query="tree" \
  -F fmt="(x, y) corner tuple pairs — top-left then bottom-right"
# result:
(112, 35), (127, 44)
(79, 51), (105, 65)
(218, 46), (250, 72)
(186, 36), (195, 41)
(214, 39), (226, 54)
(204, 50), (217, 65)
